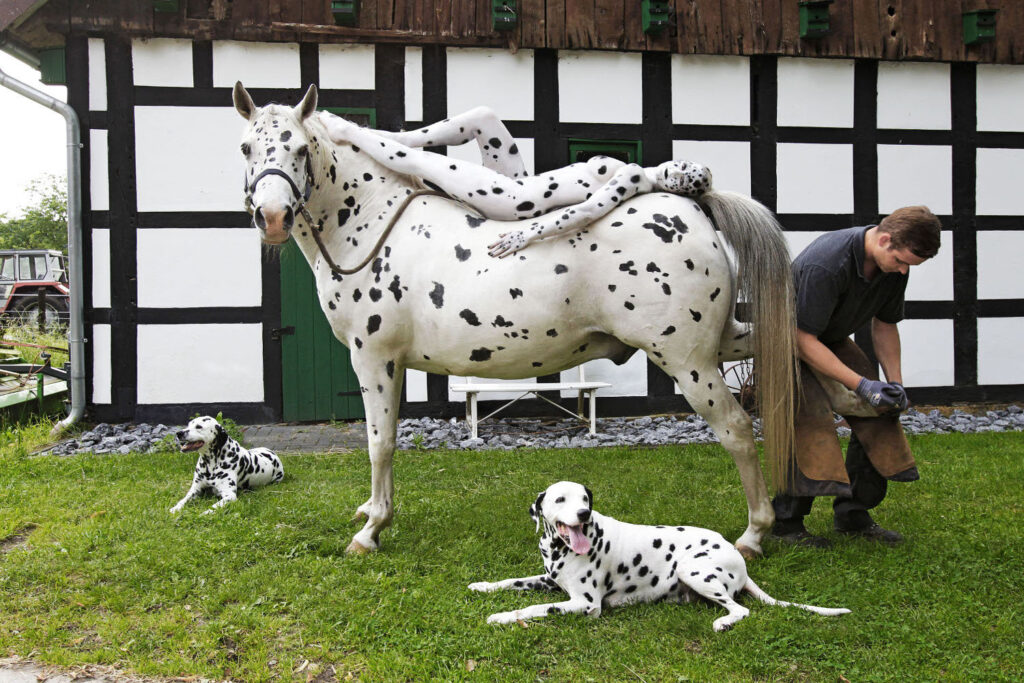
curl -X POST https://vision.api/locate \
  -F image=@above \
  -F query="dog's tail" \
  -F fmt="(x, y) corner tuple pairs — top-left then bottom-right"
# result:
(742, 578), (851, 617)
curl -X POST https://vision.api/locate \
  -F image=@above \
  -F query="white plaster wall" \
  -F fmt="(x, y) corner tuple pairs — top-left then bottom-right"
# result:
(447, 48), (535, 121)
(405, 368), (428, 402)
(132, 38), (193, 87)
(137, 324), (264, 403)
(899, 319), (954, 387)
(89, 129), (109, 212)
(877, 145), (952, 215)
(905, 231), (953, 302)
(447, 137), (535, 175)
(776, 143), (853, 214)
(671, 55), (749, 126)
(212, 41), (300, 89)
(976, 148), (1024, 215)
(977, 64), (1024, 133)
(977, 231), (1024, 300)
(876, 61), (951, 130)
(776, 58), (854, 128)
(91, 324), (111, 405)
(137, 229), (262, 308)
(319, 44), (376, 90)
(91, 229), (110, 309)
(561, 353), (648, 398)
(88, 38), (106, 111)
(560, 51), (642, 124)
(672, 140), (751, 195)
(978, 317), (1024, 385)
(405, 47), (423, 122)
(784, 231), (825, 260)
(135, 107), (246, 212)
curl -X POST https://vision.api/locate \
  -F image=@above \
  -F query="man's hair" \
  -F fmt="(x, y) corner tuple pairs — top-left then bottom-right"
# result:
(878, 206), (942, 259)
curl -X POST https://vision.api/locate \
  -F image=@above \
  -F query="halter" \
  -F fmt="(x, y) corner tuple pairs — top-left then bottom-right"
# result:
(242, 155), (314, 218)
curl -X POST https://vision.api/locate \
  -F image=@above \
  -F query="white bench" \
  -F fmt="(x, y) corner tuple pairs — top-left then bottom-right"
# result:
(450, 367), (612, 439)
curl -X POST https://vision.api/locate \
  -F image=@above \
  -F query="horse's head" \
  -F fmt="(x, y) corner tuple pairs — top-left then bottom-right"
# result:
(233, 82), (320, 245)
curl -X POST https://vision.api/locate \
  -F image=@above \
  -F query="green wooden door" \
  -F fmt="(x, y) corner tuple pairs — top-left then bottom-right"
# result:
(279, 240), (364, 421)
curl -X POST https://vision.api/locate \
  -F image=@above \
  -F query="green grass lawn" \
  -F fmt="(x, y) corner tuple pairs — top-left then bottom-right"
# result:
(0, 432), (1022, 682)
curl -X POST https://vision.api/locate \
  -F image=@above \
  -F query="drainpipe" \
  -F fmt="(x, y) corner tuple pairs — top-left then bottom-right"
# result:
(0, 58), (86, 437)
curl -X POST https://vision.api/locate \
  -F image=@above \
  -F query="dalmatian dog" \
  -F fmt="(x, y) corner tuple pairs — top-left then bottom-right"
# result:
(169, 416), (284, 514)
(317, 108), (712, 257)
(470, 482), (850, 632)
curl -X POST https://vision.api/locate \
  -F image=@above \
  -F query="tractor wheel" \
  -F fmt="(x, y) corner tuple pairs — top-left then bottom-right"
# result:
(11, 290), (69, 329)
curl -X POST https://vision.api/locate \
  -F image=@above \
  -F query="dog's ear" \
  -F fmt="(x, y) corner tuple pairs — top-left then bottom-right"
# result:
(583, 485), (594, 511)
(529, 491), (546, 533)
(213, 424), (228, 452)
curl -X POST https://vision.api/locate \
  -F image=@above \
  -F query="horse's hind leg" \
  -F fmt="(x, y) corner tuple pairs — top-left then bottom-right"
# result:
(376, 106), (528, 179)
(346, 352), (405, 553)
(663, 356), (773, 558)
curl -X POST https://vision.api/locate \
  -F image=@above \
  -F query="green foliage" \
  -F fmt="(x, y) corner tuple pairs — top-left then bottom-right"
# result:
(0, 434), (1022, 681)
(0, 174), (68, 252)
(1, 321), (69, 367)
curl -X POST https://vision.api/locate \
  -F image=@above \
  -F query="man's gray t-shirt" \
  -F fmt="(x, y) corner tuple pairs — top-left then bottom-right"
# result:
(793, 226), (908, 345)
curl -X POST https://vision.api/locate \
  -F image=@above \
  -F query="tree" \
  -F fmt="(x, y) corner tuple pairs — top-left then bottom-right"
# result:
(0, 174), (68, 252)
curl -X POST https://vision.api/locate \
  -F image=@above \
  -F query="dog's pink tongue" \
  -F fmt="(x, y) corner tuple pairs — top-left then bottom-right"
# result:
(569, 526), (591, 554)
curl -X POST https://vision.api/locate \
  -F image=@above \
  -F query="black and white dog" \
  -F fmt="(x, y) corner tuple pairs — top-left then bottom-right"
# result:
(169, 416), (284, 514)
(470, 481), (850, 631)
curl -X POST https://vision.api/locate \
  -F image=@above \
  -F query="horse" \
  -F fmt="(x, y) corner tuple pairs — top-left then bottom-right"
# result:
(233, 82), (797, 558)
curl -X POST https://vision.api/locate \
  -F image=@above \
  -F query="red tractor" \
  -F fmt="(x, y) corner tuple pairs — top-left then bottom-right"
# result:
(0, 249), (70, 328)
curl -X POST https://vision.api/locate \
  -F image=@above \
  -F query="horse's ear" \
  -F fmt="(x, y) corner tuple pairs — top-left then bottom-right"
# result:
(233, 81), (255, 120)
(295, 83), (318, 121)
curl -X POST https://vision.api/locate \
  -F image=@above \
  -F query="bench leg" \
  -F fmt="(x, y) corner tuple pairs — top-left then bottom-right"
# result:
(468, 393), (479, 439)
(588, 390), (598, 435)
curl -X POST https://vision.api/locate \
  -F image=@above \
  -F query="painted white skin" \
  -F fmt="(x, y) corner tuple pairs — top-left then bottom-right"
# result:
(317, 109), (713, 257)
(169, 416), (284, 514)
(470, 482), (851, 631)
(234, 82), (794, 557)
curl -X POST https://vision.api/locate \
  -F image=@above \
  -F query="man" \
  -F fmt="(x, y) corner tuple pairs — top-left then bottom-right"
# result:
(772, 206), (942, 548)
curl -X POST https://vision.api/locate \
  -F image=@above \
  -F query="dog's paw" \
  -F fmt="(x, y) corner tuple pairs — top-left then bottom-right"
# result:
(486, 611), (520, 625)
(201, 508), (216, 515)
(468, 582), (497, 593)
(169, 504), (183, 514)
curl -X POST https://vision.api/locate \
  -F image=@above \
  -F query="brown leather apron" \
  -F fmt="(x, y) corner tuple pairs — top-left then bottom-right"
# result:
(790, 339), (916, 495)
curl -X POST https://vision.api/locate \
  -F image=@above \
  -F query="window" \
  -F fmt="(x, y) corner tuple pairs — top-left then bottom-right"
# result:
(18, 255), (47, 280)
(568, 139), (643, 165)
(49, 254), (68, 284)
(0, 256), (14, 280)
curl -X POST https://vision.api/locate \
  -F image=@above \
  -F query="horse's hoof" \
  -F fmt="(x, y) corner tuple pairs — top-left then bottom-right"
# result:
(345, 539), (374, 555)
(736, 543), (763, 560)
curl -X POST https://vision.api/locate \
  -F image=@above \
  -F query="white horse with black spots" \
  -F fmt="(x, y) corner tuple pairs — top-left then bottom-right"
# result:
(233, 83), (798, 558)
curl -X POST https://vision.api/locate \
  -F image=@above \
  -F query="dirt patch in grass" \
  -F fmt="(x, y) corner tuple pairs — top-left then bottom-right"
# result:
(0, 523), (37, 553)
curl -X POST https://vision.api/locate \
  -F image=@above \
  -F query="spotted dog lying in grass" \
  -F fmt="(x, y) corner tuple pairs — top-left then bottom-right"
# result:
(470, 481), (850, 631)
(169, 416), (284, 514)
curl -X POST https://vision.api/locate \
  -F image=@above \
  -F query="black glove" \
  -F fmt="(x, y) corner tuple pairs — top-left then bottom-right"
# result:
(855, 378), (901, 410)
(884, 382), (909, 411)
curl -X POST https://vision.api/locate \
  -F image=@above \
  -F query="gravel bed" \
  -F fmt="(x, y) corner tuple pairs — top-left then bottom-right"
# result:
(40, 405), (1024, 456)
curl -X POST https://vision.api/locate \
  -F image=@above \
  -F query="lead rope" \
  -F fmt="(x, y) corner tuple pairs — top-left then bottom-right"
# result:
(303, 189), (445, 276)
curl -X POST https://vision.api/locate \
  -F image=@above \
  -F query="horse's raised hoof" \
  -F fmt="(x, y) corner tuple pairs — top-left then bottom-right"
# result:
(345, 539), (374, 555)
(736, 543), (763, 560)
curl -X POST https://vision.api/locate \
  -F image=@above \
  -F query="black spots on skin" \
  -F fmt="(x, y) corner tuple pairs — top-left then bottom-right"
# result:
(646, 262), (661, 273)
(429, 282), (444, 309)
(369, 288), (382, 302)
(327, 300), (337, 310)
(329, 165), (337, 183)
(691, 370), (700, 382)
(466, 214), (485, 228)
(690, 309), (702, 322)
(662, 283), (672, 295)
(470, 348), (493, 362)
(338, 209), (350, 226)
(460, 309), (482, 326)
(344, 195), (356, 208)
(693, 551), (709, 559)
(367, 315), (381, 335)
(516, 201), (535, 212)
(492, 316), (514, 328)
(352, 289), (362, 302)
(619, 261), (638, 276)
(554, 264), (568, 274)
(546, 329), (558, 337)
(509, 143), (519, 155)
(632, 553), (642, 567)
(386, 361), (395, 379)
(354, 337), (362, 349)
(653, 538), (663, 548)
(662, 326), (676, 336)
(642, 213), (689, 244)
(709, 399), (715, 407)
(363, 172), (373, 181)
(684, 259), (695, 270)
(710, 287), (721, 301)
(624, 301), (635, 310)
(532, 362), (543, 367)
(488, 137), (502, 149)
(608, 284), (617, 292)
(510, 288), (523, 299)
(455, 244), (472, 262)
(280, 130), (292, 142)
(388, 275), (403, 302)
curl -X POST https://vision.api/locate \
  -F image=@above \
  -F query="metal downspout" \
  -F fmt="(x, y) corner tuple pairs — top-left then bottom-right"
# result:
(0, 61), (86, 437)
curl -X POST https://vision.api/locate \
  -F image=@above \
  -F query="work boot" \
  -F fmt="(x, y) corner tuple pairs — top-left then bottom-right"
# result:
(771, 524), (832, 549)
(835, 522), (904, 545)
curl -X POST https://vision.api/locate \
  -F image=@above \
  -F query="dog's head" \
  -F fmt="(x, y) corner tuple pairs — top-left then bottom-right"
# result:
(530, 481), (594, 555)
(175, 416), (229, 454)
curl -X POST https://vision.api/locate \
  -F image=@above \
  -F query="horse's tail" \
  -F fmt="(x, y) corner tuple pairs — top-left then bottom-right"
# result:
(697, 189), (798, 492)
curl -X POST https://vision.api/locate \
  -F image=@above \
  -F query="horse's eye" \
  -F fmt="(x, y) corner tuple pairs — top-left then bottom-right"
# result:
(296, 144), (308, 157)
(555, 496), (565, 504)
(240, 143), (251, 156)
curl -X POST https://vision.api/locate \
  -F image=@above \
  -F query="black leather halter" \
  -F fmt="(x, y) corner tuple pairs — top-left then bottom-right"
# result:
(242, 156), (314, 220)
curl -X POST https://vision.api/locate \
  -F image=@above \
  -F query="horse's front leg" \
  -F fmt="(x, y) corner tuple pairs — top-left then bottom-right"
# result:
(347, 352), (405, 554)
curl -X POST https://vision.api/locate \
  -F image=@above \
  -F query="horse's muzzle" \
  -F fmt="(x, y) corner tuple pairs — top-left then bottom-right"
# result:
(254, 204), (294, 244)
